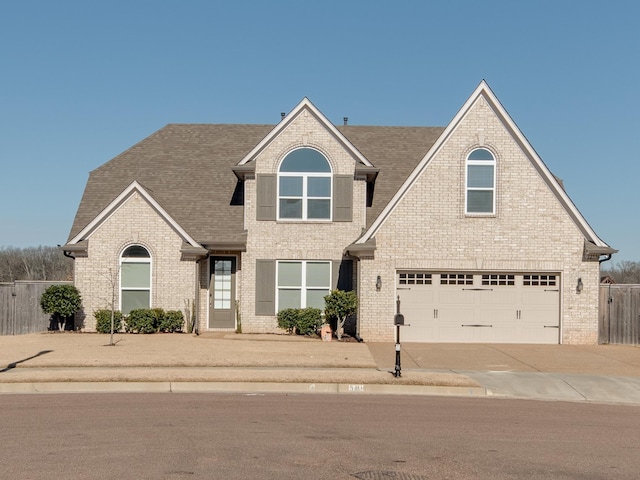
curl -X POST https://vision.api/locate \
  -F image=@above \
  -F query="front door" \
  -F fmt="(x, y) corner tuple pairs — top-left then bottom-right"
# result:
(209, 257), (236, 329)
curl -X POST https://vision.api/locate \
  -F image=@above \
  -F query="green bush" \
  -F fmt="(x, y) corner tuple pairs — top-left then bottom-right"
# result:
(94, 309), (124, 334)
(296, 307), (323, 336)
(125, 309), (158, 334)
(324, 290), (358, 340)
(40, 284), (82, 330)
(277, 307), (323, 336)
(159, 310), (184, 333)
(151, 308), (165, 325)
(277, 308), (298, 334)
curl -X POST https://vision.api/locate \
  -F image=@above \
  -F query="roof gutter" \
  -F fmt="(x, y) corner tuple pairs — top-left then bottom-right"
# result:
(583, 240), (617, 263)
(231, 164), (255, 180)
(344, 238), (376, 258)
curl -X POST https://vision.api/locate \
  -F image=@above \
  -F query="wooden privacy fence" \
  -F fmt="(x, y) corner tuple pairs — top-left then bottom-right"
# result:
(599, 284), (640, 345)
(0, 281), (72, 335)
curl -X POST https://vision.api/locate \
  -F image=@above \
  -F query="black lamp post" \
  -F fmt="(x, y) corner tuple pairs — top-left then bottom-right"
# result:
(393, 295), (405, 378)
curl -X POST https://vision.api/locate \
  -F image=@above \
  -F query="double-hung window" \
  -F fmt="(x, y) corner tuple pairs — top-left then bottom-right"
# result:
(278, 148), (332, 220)
(277, 260), (331, 311)
(466, 148), (496, 214)
(120, 245), (151, 314)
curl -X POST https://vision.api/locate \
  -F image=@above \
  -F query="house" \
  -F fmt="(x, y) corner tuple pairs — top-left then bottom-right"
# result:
(63, 81), (616, 344)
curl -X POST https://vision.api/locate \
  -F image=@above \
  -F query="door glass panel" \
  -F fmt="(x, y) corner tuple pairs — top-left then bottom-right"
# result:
(214, 260), (232, 309)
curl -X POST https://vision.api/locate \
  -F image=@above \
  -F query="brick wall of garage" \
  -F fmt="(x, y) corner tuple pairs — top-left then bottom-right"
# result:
(357, 96), (601, 344)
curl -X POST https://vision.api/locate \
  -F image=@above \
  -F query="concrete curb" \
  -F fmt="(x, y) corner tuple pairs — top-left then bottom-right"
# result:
(0, 381), (488, 397)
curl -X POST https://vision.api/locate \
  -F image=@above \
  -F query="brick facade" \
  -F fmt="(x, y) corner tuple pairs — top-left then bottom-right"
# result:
(239, 111), (367, 332)
(357, 97), (600, 344)
(70, 86), (609, 344)
(74, 193), (196, 331)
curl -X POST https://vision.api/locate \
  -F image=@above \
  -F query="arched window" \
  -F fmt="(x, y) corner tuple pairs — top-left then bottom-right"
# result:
(278, 148), (332, 220)
(120, 245), (151, 314)
(466, 148), (496, 214)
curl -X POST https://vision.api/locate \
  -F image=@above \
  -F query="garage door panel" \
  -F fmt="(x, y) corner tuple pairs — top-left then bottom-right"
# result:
(439, 289), (475, 304)
(397, 271), (560, 344)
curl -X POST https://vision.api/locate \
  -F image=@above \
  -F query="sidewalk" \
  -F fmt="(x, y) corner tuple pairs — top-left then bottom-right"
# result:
(0, 332), (481, 396)
(1, 332), (639, 404)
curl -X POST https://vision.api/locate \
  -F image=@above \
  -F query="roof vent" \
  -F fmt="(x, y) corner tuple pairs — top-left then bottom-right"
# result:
(281, 112), (286, 120)
(343, 117), (348, 126)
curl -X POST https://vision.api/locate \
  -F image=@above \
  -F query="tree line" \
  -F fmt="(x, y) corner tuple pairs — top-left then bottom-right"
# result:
(1, 244), (638, 285)
(600, 260), (640, 284)
(0, 246), (73, 282)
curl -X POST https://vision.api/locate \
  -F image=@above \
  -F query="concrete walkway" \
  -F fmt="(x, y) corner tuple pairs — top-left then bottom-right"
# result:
(1, 332), (639, 404)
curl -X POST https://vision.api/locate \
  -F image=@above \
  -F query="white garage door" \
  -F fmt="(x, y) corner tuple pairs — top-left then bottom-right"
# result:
(397, 272), (560, 344)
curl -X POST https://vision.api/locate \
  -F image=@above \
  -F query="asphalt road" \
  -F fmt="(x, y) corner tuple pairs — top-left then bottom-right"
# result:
(1, 394), (638, 479)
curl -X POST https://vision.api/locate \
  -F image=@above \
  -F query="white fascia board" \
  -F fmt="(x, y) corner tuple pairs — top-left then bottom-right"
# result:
(359, 80), (610, 248)
(68, 181), (202, 248)
(236, 97), (373, 167)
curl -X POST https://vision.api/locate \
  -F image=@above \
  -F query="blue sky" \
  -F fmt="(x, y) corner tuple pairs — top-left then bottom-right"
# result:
(1, 1), (638, 262)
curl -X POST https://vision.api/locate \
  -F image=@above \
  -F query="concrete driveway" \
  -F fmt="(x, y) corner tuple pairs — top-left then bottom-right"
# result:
(368, 342), (640, 376)
(367, 342), (640, 404)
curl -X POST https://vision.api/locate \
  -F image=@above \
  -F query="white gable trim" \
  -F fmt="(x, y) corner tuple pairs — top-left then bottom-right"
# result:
(67, 181), (202, 248)
(358, 81), (611, 248)
(236, 97), (374, 167)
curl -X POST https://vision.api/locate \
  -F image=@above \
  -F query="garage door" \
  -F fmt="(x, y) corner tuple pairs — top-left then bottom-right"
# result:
(397, 272), (560, 344)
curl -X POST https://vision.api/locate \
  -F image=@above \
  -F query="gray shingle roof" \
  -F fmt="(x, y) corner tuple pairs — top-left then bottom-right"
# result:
(68, 123), (445, 244)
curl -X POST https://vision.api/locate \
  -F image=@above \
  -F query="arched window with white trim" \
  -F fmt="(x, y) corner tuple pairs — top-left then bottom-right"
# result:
(120, 245), (151, 314)
(278, 148), (332, 220)
(466, 148), (496, 214)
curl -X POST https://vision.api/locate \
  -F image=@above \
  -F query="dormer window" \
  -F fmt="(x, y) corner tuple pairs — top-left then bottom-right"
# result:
(466, 148), (496, 214)
(278, 148), (332, 220)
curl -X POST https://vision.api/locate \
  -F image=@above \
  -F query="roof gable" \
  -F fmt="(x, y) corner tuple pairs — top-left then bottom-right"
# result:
(237, 98), (374, 168)
(67, 181), (201, 248)
(357, 80), (613, 249)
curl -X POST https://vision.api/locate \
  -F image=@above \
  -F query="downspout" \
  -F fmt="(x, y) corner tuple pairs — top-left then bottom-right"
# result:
(599, 253), (613, 344)
(194, 259), (200, 335)
(599, 254), (612, 265)
(63, 250), (75, 259)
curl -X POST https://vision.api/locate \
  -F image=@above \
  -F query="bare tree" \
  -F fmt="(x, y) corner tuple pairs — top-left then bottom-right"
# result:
(601, 260), (640, 284)
(0, 246), (73, 282)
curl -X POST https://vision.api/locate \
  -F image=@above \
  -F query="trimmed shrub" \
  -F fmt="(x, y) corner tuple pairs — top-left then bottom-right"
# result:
(151, 308), (165, 325)
(277, 308), (298, 334)
(296, 307), (323, 336)
(159, 310), (184, 333)
(125, 309), (157, 334)
(277, 307), (323, 336)
(324, 290), (358, 340)
(94, 309), (124, 334)
(40, 284), (82, 330)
